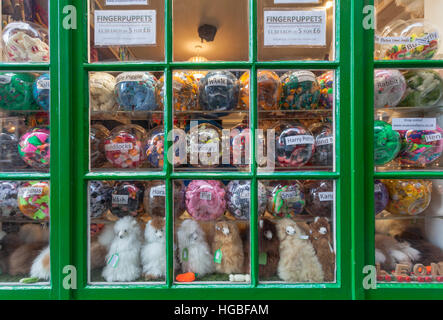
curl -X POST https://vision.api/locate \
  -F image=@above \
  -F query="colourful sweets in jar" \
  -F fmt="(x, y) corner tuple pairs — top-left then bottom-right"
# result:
(374, 69), (406, 108)
(110, 181), (144, 218)
(17, 181), (50, 220)
(279, 70), (320, 110)
(317, 71), (334, 109)
(399, 70), (443, 107)
(32, 73), (50, 111)
(89, 72), (117, 112)
(304, 180), (333, 218)
(115, 72), (159, 111)
(374, 180), (389, 215)
(230, 122), (250, 168)
(275, 123), (315, 167)
(144, 126), (164, 169)
(198, 71), (239, 111)
(399, 126), (443, 167)
(185, 180), (226, 221)
(0, 72), (36, 110)
(374, 121), (401, 166)
(267, 181), (305, 218)
(157, 72), (198, 111)
(18, 127), (50, 170)
(383, 179), (432, 216)
(90, 124), (110, 169)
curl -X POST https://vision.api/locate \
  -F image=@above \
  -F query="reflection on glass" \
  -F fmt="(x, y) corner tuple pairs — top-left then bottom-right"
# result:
(88, 180), (168, 283)
(0, 180), (50, 283)
(375, 179), (443, 283)
(174, 180), (250, 283)
(259, 180), (335, 283)
(374, 69), (443, 171)
(88, 71), (164, 172)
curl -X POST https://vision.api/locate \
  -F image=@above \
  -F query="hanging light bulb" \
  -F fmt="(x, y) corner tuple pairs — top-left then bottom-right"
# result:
(188, 45), (208, 82)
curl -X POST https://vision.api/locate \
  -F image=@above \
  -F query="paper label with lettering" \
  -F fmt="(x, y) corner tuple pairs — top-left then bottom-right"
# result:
(264, 10), (326, 46)
(391, 118), (436, 131)
(318, 192), (333, 202)
(316, 136), (333, 146)
(112, 194), (129, 205)
(425, 133), (442, 143)
(105, 143), (134, 152)
(94, 10), (156, 46)
(150, 185), (166, 197)
(200, 192), (212, 201)
(18, 187), (43, 197)
(285, 135), (315, 146)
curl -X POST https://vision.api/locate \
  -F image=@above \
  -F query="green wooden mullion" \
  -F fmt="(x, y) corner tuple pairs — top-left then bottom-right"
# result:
(170, 172), (254, 180)
(84, 172), (167, 180)
(49, 0), (72, 300)
(374, 171), (443, 179)
(0, 64), (50, 71)
(256, 61), (340, 69)
(374, 60), (443, 69)
(0, 173), (50, 180)
(257, 171), (339, 180)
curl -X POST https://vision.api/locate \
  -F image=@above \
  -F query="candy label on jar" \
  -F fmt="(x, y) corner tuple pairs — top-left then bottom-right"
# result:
(0, 75), (12, 84)
(106, 0), (148, 5)
(316, 136), (333, 146)
(36, 79), (50, 90)
(318, 192), (333, 202)
(264, 10), (326, 47)
(112, 194), (129, 205)
(200, 192), (212, 201)
(207, 76), (228, 87)
(392, 118), (436, 131)
(191, 142), (219, 153)
(285, 135), (315, 146)
(18, 187), (43, 197)
(105, 143), (134, 152)
(150, 185), (166, 197)
(240, 190), (250, 199)
(425, 133), (442, 143)
(116, 72), (148, 83)
(280, 191), (296, 200)
(94, 10), (156, 46)
(293, 70), (317, 83)
(375, 77), (401, 90)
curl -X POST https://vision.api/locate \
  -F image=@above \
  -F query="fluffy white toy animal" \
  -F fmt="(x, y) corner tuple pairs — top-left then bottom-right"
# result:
(140, 217), (177, 280)
(30, 245), (50, 281)
(177, 219), (214, 277)
(102, 216), (142, 282)
(276, 218), (324, 283)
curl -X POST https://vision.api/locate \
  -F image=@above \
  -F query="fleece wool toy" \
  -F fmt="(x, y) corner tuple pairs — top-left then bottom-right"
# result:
(177, 219), (214, 277)
(102, 216), (142, 282)
(258, 218), (280, 278)
(276, 218), (324, 283)
(30, 245), (50, 281)
(212, 221), (244, 275)
(309, 217), (335, 282)
(375, 233), (421, 271)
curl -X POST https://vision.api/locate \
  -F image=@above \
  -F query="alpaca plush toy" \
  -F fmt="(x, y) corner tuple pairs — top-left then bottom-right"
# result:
(375, 233), (421, 271)
(309, 217), (335, 282)
(258, 218), (280, 278)
(177, 219), (214, 277)
(30, 245), (50, 281)
(276, 218), (324, 283)
(212, 221), (244, 274)
(141, 217), (177, 280)
(90, 223), (115, 271)
(102, 216), (142, 282)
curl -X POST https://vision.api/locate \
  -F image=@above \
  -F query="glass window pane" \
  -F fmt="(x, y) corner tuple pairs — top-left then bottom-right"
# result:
(258, 69), (335, 172)
(88, 0), (165, 62)
(172, 69), (251, 172)
(374, 68), (443, 171)
(258, 0), (335, 61)
(0, 72), (50, 173)
(1, 1), (50, 63)
(174, 179), (250, 283)
(0, 180), (50, 284)
(172, 0), (249, 62)
(375, 0), (443, 60)
(88, 71), (164, 172)
(88, 180), (166, 284)
(375, 179), (443, 283)
(259, 179), (336, 283)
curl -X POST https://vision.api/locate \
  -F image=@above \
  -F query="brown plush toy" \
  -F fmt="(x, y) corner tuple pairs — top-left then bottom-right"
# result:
(309, 217), (336, 282)
(212, 221), (244, 274)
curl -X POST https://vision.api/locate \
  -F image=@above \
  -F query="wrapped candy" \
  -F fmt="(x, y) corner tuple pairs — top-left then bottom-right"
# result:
(17, 181), (50, 220)
(185, 180), (226, 221)
(225, 180), (266, 220)
(304, 180), (333, 218)
(318, 71), (334, 109)
(374, 121), (401, 166)
(32, 73), (50, 111)
(376, 19), (439, 60)
(144, 126), (164, 169)
(399, 126), (443, 166)
(275, 123), (315, 167)
(230, 123), (250, 168)
(90, 124), (110, 168)
(104, 125), (146, 169)
(374, 70), (406, 108)
(18, 127), (50, 170)
(2, 21), (49, 62)
(279, 71), (321, 110)
(89, 72), (117, 112)
(187, 123), (222, 168)
(110, 181), (144, 218)
(383, 179), (432, 215)
(89, 181), (112, 218)
(143, 180), (185, 217)
(0, 72), (36, 110)
(374, 180), (389, 215)
(199, 71), (239, 111)
(267, 181), (305, 218)
(115, 72), (159, 111)
(0, 181), (20, 217)
(157, 72), (198, 111)
(399, 70), (443, 107)
(309, 122), (333, 167)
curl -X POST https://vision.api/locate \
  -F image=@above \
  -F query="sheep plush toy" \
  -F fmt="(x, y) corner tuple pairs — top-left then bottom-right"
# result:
(102, 216), (142, 282)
